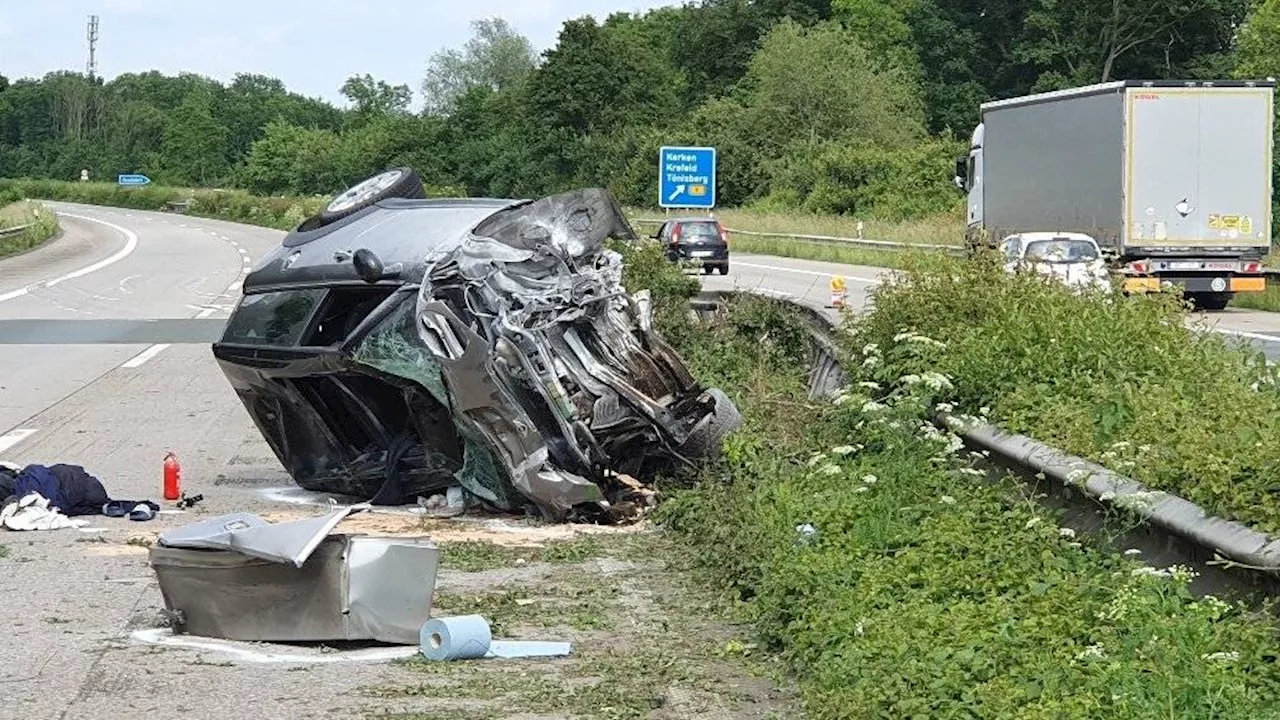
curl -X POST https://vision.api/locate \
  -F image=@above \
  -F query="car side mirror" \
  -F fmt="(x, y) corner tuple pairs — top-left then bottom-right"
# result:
(352, 248), (401, 284)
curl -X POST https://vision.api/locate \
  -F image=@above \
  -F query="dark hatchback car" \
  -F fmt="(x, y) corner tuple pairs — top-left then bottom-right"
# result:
(212, 169), (741, 523)
(653, 217), (730, 275)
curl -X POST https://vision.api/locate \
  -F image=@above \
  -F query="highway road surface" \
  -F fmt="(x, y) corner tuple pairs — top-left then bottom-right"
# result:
(3, 204), (1280, 718)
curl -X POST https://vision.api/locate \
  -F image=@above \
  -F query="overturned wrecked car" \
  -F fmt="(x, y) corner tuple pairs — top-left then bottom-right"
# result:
(212, 168), (741, 522)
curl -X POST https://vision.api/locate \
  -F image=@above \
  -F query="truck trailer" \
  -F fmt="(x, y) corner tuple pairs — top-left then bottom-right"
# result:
(955, 79), (1275, 310)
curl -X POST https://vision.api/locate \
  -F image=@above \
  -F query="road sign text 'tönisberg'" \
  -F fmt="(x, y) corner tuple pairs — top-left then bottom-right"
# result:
(659, 146), (716, 209)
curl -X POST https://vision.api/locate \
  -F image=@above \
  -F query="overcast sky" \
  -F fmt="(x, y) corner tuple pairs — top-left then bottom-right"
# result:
(0, 0), (678, 107)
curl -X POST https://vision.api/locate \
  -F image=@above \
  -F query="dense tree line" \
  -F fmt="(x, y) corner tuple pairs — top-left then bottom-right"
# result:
(1, 0), (1277, 220)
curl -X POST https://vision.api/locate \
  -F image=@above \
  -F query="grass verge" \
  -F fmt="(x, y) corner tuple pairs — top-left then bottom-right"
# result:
(355, 531), (796, 720)
(1230, 284), (1280, 312)
(0, 199), (60, 259)
(613, 240), (1280, 718)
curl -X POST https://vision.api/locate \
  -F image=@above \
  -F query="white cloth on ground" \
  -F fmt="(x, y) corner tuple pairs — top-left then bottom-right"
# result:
(0, 492), (91, 531)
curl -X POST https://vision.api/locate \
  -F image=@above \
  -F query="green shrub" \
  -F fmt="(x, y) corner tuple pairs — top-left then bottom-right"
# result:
(850, 251), (1280, 533)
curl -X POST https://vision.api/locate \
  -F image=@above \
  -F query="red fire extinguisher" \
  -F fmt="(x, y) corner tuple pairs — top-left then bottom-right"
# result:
(163, 452), (182, 501)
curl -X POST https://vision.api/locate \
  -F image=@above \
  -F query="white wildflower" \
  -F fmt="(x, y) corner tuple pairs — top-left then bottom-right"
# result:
(862, 343), (881, 357)
(1075, 643), (1107, 661)
(905, 335), (947, 349)
(935, 402), (955, 413)
(862, 356), (880, 369)
(1067, 542), (1082, 549)
(819, 464), (842, 476)
(1059, 527), (1077, 539)
(854, 620), (866, 636)
(1132, 566), (1168, 578)
(861, 474), (878, 484)
(831, 445), (859, 456)
(978, 406), (991, 417)
(893, 330), (917, 342)
(857, 381), (881, 391)
(1099, 491), (1116, 502)
(1111, 441), (1131, 450)
(1138, 445), (1152, 453)
(807, 453), (827, 467)
(861, 400), (888, 413)
(833, 393), (852, 406)
(957, 468), (984, 477)
(940, 495), (957, 505)
(945, 434), (965, 454)
(1202, 651), (1240, 663)
(855, 486), (869, 493)
(1025, 517), (1041, 529)
(1123, 548), (1142, 556)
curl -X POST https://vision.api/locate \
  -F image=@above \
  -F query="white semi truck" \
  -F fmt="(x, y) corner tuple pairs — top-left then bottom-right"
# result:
(955, 80), (1275, 310)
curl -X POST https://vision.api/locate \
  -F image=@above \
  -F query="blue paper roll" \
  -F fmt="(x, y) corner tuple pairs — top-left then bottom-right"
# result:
(419, 614), (492, 661)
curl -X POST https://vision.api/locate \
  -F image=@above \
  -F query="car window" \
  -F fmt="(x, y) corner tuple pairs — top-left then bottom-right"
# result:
(1001, 238), (1021, 259)
(1024, 239), (1098, 263)
(221, 289), (325, 346)
(679, 221), (720, 237)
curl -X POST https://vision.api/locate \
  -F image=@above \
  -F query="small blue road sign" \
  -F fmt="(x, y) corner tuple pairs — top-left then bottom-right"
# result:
(659, 146), (716, 209)
(118, 174), (151, 187)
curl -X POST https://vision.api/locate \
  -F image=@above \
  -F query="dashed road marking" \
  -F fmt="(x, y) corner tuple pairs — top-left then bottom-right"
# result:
(122, 344), (171, 368)
(0, 428), (39, 455)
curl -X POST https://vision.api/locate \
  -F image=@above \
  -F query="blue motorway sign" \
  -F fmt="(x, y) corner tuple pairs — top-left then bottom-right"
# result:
(659, 146), (716, 209)
(118, 173), (151, 187)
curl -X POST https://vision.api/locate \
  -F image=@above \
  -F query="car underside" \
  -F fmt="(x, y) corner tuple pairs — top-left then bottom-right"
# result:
(212, 169), (742, 523)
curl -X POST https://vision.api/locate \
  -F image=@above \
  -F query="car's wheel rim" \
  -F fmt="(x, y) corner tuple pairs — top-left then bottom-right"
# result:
(326, 169), (404, 214)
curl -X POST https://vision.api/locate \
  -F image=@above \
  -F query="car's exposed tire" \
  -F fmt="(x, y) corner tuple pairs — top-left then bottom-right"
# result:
(318, 168), (425, 226)
(717, 263), (729, 275)
(702, 265), (713, 275)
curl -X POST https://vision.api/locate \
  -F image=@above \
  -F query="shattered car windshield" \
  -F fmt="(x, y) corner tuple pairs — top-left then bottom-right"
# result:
(1024, 239), (1098, 264)
(220, 289), (324, 346)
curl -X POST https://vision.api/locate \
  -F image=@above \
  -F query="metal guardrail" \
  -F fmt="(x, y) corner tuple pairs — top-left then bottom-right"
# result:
(631, 216), (966, 255)
(0, 223), (34, 240)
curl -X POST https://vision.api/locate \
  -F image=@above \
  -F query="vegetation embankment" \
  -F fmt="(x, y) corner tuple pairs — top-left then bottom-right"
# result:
(851, 250), (1280, 535)
(0, 191), (59, 259)
(617, 240), (1280, 717)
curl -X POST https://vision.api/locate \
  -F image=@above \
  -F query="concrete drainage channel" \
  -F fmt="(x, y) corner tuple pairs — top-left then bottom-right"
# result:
(692, 289), (1280, 604)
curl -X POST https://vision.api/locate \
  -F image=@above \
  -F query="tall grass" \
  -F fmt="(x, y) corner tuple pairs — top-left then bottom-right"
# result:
(0, 199), (60, 259)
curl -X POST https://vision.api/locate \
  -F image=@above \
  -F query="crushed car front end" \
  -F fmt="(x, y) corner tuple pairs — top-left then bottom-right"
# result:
(213, 174), (741, 522)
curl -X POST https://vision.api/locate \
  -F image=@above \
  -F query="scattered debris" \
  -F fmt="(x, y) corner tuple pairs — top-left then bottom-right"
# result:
(0, 493), (91, 531)
(419, 614), (572, 661)
(148, 506), (439, 644)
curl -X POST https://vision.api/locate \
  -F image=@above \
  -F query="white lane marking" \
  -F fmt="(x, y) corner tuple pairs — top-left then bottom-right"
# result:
(0, 428), (39, 454)
(0, 213), (141, 303)
(732, 260), (882, 285)
(1205, 326), (1280, 344)
(122, 344), (171, 368)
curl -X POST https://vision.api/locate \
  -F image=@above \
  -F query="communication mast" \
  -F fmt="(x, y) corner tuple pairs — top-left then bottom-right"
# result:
(86, 15), (100, 78)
